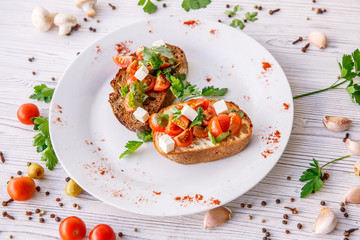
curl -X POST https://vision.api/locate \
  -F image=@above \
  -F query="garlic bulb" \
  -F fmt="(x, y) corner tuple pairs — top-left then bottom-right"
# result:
(323, 116), (352, 132)
(354, 161), (360, 177)
(313, 207), (337, 235)
(345, 138), (360, 155)
(308, 31), (327, 49)
(204, 206), (231, 229)
(345, 186), (360, 204)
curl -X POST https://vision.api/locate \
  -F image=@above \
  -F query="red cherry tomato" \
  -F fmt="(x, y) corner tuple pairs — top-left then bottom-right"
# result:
(89, 224), (116, 240)
(192, 125), (208, 138)
(7, 177), (36, 201)
(202, 106), (216, 126)
(124, 93), (135, 112)
(174, 129), (194, 147)
(153, 74), (170, 91)
(217, 114), (230, 132)
(113, 56), (134, 68)
(136, 47), (143, 60)
(142, 75), (156, 91)
(17, 103), (40, 125)
(171, 116), (190, 130)
(125, 75), (139, 86)
(59, 216), (86, 240)
(229, 112), (242, 136)
(208, 116), (223, 137)
(149, 113), (167, 132)
(161, 62), (171, 68)
(126, 60), (138, 75)
(165, 118), (183, 136)
(187, 98), (209, 110)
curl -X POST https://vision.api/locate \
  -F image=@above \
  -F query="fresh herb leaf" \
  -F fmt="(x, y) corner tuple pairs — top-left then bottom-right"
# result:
(352, 49), (360, 72)
(216, 131), (230, 142)
(29, 84), (55, 103)
(32, 117), (58, 170)
(119, 141), (144, 159)
(232, 110), (244, 118)
(137, 131), (153, 142)
(168, 106), (182, 120)
(119, 84), (129, 98)
(299, 155), (351, 198)
(142, 47), (164, 70)
(138, 0), (146, 5)
(190, 107), (204, 127)
(201, 86), (228, 96)
(154, 113), (169, 127)
(128, 81), (148, 109)
(152, 45), (173, 59)
(230, 19), (245, 30)
(224, 4), (241, 17)
(208, 131), (217, 145)
(244, 12), (258, 22)
(181, 0), (211, 12)
(143, 0), (158, 14)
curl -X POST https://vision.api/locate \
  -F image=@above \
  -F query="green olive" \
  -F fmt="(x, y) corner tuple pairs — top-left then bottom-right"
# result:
(27, 163), (44, 179)
(65, 179), (82, 197)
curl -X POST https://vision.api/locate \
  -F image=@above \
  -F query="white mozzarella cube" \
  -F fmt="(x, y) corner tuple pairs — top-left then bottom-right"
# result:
(133, 107), (149, 123)
(213, 100), (228, 115)
(159, 134), (175, 154)
(152, 39), (166, 47)
(181, 104), (198, 122)
(134, 65), (149, 81)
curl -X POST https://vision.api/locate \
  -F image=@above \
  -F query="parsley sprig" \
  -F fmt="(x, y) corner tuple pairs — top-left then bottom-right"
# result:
(128, 82), (148, 109)
(190, 107), (204, 127)
(30, 84), (55, 103)
(299, 155), (351, 198)
(32, 117), (58, 170)
(138, 0), (212, 14)
(120, 131), (153, 159)
(294, 49), (360, 105)
(230, 12), (258, 30)
(208, 131), (230, 145)
(224, 4), (241, 17)
(138, 0), (158, 14)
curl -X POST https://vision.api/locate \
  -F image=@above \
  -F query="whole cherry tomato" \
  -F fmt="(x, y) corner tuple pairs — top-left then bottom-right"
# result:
(59, 216), (86, 240)
(7, 177), (36, 201)
(89, 224), (116, 240)
(17, 103), (40, 125)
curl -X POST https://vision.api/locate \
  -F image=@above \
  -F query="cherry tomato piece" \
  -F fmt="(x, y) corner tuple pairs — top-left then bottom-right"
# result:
(228, 112), (242, 136)
(217, 114), (230, 132)
(160, 62), (171, 68)
(174, 129), (194, 147)
(208, 116), (223, 137)
(171, 116), (190, 130)
(135, 47), (143, 60)
(192, 125), (208, 138)
(124, 93), (135, 112)
(17, 103), (40, 125)
(125, 75), (139, 86)
(59, 216), (86, 240)
(112, 56), (134, 68)
(165, 119), (183, 136)
(142, 75), (156, 91)
(7, 177), (36, 201)
(202, 106), (216, 126)
(126, 60), (138, 75)
(149, 114), (167, 132)
(89, 224), (116, 240)
(153, 74), (170, 91)
(187, 98), (209, 111)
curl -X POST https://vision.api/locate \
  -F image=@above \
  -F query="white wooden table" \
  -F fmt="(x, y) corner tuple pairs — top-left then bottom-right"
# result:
(1, 0), (360, 239)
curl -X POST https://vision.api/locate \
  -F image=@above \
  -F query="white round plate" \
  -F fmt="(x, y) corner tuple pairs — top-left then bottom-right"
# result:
(50, 17), (293, 216)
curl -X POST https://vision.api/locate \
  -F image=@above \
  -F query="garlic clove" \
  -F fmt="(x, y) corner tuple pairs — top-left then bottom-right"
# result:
(308, 31), (327, 49)
(354, 161), (360, 177)
(346, 138), (360, 155)
(313, 207), (337, 235)
(203, 206), (231, 229)
(345, 186), (360, 204)
(323, 116), (352, 132)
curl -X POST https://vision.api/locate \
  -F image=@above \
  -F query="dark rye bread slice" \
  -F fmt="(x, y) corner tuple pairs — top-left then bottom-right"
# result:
(109, 44), (188, 133)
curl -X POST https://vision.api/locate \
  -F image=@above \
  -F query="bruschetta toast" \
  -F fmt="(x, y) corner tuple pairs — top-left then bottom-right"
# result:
(151, 98), (253, 164)
(109, 42), (188, 133)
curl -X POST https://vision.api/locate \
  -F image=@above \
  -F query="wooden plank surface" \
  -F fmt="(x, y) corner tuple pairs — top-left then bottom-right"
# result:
(1, 0), (360, 239)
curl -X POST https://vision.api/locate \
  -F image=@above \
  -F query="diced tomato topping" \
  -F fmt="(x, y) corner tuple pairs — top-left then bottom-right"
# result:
(174, 129), (194, 147)
(165, 118), (183, 136)
(187, 98), (209, 111)
(171, 116), (190, 130)
(126, 60), (138, 75)
(153, 74), (170, 91)
(142, 75), (156, 91)
(192, 125), (208, 138)
(113, 56), (134, 68)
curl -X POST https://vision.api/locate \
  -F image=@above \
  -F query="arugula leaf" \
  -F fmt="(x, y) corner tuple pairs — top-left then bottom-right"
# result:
(120, 141), (144, 159)
(154, 113), (169, 127)
(29, 84), (55, 103)
(244, 12), (258, 22)
(224, 4), (241, 17)
(143, 0), (157, 14)
(230, 19), (245, 30)
(190, 107), (204, 127)
(182, 0), (211, 12)
(299, 155), (351, 198)
(152, 45), (173, 59)
(168, 106), (182, 120)
(32, 117), (58, 170)
(137, 131), (153, 142)
(119, 84), (129, 98)
(232, 110), (244, 118)
(201, 86), (228, 96)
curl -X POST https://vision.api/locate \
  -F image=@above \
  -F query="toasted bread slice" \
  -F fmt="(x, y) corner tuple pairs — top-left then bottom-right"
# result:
(109, 44), (188, 133)
(153, 100), (253, 164)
